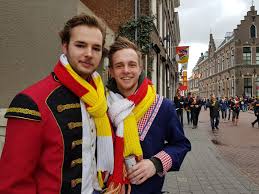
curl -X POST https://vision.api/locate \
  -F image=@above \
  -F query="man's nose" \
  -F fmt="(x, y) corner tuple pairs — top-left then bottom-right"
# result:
(123, 65), (129, 72)
(84, 47), (93, 57)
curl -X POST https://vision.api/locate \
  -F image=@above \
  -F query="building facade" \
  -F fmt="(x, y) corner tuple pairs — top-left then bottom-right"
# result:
(149, 0), (181, 99)
(193, 5), (259, 98)
(83, 0), (181, 99)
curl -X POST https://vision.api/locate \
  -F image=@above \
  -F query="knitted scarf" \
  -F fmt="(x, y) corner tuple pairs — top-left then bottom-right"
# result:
(54, 54), (114, 188)
(105, 76), (156, 194)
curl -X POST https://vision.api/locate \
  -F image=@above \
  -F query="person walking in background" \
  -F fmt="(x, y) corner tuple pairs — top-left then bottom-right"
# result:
(219, 97), (228, 121)
(184, 92), (192, 125)
(231, 96), (241, 126)
(174, 90), (185, 126)
(251, 97), (259, 128)
(243, 96), (248, 112)
(227, 96), (232, 120)
(208, 94), (220, 132)
(0, 14), (110, 194)
(190, 94), (202, 129)
(202, 97), (207, 111)
(105, 37), (191, 194)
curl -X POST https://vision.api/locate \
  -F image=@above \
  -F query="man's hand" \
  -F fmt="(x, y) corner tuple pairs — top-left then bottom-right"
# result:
(127, 159), (156, 185)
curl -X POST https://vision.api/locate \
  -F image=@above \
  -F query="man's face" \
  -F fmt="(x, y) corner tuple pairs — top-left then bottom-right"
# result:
(109, 48), (142, 97)
(62, 25), (103, 79)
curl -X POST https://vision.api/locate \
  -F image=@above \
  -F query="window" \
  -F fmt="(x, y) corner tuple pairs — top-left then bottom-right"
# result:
(250, 24), (256, 38)
(243, 47), (251, 65)
(244, 78), (252, 97)
(256, 47), (259, 65)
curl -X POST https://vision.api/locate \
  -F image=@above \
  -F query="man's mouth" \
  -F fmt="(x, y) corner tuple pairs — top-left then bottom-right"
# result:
(121, 77), (132, 80)
(80, 61), (93, 67)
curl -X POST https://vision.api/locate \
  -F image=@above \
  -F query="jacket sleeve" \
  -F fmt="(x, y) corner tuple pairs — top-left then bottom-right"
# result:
(154, 99), (191, 174)
(0, 94), (43, 194)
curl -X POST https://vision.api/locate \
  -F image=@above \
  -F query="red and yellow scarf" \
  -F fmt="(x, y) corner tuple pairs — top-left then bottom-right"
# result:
(54, 54), (114, 188)
(106, 77), (156, 193)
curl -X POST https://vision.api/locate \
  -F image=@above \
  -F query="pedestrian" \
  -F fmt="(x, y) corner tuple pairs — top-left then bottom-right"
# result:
(184, 92), (192, 125)
(202, 97), (207, 111)
(174, 90), (185, 126)
(227, 96), (232, 120)
(251, 97), (259, 128)
(190, 95), (202, 129)
(231, 96), (241, 126)
(208, 94), (220, 132)
(105, 37), (191, 194)
(0, 14), (111, 194)
(219, 97), (228, 121)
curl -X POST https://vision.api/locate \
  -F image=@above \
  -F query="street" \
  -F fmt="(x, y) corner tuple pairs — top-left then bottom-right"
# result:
(163, 109), (259, 194)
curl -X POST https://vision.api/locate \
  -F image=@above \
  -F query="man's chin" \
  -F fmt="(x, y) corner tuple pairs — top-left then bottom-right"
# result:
(79, 70), (96, 78)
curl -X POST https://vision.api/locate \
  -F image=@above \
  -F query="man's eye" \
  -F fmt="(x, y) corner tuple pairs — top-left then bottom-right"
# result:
(93, 47), (101, 51)
(129, 63), (137, 67)
(115, 64), (123, 68)
(76, 44), (85, 48)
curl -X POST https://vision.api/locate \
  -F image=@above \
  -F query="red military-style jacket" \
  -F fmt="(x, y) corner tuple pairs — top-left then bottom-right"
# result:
(0, 73), (88, 194)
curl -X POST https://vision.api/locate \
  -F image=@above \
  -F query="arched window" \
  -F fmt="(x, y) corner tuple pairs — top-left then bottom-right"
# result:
(250, 24), (256, 38)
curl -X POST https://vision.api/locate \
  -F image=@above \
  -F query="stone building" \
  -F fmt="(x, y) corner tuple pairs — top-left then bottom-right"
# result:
(193, 5), (259, 98)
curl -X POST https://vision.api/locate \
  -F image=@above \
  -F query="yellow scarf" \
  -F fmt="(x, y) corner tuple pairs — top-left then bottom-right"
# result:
(106, 78), (156, 194)
(54, 55), (114, 187)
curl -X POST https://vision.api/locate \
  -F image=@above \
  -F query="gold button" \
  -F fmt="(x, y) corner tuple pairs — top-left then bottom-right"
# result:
(71, 179), (77, 188)
(71, 161), (76, 167)
(71, 142), (76, 149)
(57, 105), (63, 112)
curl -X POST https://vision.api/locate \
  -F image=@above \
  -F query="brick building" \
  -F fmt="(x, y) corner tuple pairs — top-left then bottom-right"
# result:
(192, 5), (259, 98)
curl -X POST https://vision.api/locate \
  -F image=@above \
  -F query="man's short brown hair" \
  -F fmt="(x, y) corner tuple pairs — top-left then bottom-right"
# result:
(59, 14), (106, 46)
(108, 36), (142, 67)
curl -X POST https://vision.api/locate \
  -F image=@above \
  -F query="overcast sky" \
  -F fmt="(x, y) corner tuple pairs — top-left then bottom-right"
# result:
(177, 0), (259, 77)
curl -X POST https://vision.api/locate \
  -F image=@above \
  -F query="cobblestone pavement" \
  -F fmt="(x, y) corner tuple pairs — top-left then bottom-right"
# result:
(212, 110), (259, 186)
(163, 109), (259, 194)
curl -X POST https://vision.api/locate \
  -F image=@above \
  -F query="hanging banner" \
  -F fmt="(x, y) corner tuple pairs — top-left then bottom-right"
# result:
(175, 46), (189, 64)
(175, 46), (189, 71)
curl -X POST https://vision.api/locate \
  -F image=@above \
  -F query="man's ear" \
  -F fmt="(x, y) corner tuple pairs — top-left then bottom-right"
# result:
(61, 43), (68, 55)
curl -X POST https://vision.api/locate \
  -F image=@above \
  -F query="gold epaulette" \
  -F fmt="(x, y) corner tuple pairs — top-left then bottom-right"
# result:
(5, 93), (41, 121)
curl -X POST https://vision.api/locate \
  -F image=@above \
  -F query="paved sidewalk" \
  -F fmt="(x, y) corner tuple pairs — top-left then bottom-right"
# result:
(163, 110), (259, 194)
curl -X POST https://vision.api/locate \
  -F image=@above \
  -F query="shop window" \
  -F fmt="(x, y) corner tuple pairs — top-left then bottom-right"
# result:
(243, 47), (251, 65)
(244, 78), (252, 97)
